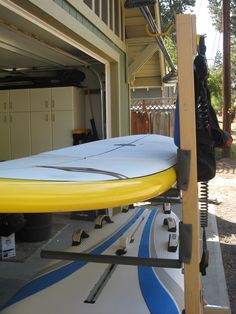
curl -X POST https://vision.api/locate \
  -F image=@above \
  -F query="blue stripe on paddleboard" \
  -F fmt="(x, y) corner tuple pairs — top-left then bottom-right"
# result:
(3, 208), (145, 310)
(138, 209), (179, 314)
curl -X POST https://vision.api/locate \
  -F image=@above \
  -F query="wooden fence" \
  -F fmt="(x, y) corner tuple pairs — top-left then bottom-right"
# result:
(131, 97), (176, 137)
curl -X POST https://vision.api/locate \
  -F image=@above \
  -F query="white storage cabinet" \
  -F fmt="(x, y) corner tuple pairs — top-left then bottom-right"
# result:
(0, 87), (85, 160)
(0, 89), (31, 160)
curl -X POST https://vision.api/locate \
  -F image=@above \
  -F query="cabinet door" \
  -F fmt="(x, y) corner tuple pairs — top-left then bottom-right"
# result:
(10, 112), (31, 159)
(30, 88), (51, 112)
(9, 89), (30, 112)
(52, 110), (74, 149)
(0, 90), (9, 112)
(0, 113), (11, 160)
(31, 112), (52, 155)
(51, 87), (73, 111)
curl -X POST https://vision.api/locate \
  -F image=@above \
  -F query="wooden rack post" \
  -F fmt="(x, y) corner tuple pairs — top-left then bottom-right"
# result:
(176, 14), (203, 314)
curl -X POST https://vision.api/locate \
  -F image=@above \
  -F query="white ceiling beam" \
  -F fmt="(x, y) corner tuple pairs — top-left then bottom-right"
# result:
(126, 37), (156, 46)
(125, 16), (144, 26)
(130, 76), (162, 88)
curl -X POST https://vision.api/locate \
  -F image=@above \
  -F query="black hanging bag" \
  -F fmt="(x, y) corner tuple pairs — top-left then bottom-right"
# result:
(194, 38), (232, 182)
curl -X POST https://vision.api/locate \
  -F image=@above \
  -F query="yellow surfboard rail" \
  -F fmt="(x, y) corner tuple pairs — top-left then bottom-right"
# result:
(0, 167), (176, 213)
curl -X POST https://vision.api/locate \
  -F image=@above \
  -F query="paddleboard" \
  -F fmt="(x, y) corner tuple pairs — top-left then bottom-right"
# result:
(1, 206), (184, 314)
(0, 134), (177, 213)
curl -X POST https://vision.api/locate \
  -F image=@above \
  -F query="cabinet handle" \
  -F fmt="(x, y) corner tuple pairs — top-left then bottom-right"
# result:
(3, 102), (7, 110)
(51, 100), (55, 108)
(45, 101), (49, 108)
(45, 114), (49, 122)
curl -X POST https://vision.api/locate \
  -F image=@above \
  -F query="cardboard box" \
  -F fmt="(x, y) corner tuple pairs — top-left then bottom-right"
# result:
(0, 233), (16, 260)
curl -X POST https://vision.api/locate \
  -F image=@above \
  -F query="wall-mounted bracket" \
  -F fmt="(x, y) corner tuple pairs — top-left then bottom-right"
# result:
(177, 149), (191, 191)
(179, 222), (192, 264)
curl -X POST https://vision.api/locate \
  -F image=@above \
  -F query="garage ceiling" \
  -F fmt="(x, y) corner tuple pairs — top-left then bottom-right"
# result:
(0, 3), (99, 86)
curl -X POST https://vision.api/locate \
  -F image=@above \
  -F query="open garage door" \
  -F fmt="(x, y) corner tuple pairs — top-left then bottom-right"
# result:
(0, 2), (108, 160)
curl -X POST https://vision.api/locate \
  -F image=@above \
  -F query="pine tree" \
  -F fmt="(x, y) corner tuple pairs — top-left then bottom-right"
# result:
(208, 0), (236, 109)
(208, 0), (236, 33)
(159, 0), (196, 37)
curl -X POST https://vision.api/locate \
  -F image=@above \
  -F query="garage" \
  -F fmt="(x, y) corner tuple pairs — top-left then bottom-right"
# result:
(0, 0), (129, 162)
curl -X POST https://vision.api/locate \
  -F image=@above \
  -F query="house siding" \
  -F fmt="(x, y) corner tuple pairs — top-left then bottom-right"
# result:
(53, 0), (123, 53)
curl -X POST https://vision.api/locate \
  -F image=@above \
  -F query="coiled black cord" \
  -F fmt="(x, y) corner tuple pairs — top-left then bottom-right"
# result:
(199, 181), (209, 228)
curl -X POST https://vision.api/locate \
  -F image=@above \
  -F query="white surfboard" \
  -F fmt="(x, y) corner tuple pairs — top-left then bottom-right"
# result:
(1, 207), (184, 314)
(0, 134), (177, 213)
